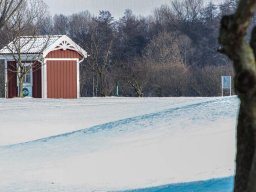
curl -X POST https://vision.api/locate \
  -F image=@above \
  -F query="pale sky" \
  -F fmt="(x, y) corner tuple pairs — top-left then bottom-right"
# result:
(44, 0), (174, 18)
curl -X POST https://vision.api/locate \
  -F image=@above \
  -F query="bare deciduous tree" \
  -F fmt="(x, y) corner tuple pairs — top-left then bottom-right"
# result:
(0, 0), (49, 97)
(53, 14), (69, 35)
(0, 59), (5, 97)
(172, 0), (203, 22)
(86, 11), (115, 96)
(0, 0), (25, 98)
(0, 0), (24, 29)
(126, 59), (149, 97)
(144, 31), (183, 64)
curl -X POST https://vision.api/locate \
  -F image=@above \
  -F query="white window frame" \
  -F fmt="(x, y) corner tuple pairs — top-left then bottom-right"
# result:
(23, 64), (33, 85)
(17, 63), (33, 86)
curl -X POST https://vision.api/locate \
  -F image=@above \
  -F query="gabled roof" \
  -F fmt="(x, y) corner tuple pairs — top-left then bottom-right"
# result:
(0, 35), (87, 58)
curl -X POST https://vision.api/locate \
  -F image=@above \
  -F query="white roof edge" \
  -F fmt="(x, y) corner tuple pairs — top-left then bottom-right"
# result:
(0, 54), (43, 61)
(43, 35), (88, 59)
(0, 35), (61, 55)
(19, 35), (62, 38)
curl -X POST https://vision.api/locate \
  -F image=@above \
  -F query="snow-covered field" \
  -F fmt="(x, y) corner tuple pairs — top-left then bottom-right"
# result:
(0, 97), (238, 191)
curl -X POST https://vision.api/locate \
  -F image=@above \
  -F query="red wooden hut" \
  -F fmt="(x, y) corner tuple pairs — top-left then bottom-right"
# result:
(0, 35), (87, 99)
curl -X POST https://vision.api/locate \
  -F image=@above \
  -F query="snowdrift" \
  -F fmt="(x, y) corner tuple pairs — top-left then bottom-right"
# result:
(0, 97), (238, 191)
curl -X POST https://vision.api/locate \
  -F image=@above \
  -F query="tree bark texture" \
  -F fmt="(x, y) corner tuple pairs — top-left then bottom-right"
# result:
(218, 0), (256, 191)
(19, 77), (23, 97)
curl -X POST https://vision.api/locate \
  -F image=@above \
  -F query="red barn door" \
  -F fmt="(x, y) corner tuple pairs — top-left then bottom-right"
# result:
(32, 62), (42, 98)
(7, 61), (17, 98)
(47, 60), (77, 99)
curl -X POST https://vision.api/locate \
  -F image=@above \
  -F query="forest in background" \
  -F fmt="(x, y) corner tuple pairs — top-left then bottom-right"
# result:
(0, 0), (240, 97)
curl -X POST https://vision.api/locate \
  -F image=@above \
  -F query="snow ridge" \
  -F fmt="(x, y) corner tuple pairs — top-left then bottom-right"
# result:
(2, 96), (237, 149)
(0, 97), (238, 191)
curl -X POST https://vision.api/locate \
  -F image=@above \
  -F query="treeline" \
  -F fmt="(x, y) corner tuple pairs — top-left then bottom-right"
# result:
(2, 0), (239, 97)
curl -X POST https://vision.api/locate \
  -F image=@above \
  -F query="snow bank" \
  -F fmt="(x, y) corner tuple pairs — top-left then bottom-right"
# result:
(0, 97), (238, 191)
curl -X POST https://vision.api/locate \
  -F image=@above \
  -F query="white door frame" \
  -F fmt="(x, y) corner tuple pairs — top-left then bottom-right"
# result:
(43, 58), (80, 98)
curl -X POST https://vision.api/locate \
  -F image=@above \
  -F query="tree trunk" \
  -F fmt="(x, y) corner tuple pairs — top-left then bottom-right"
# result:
(19, 77), (23, 97)
(98, 71), (105, 97)
(218, 0), (256, 191)
(128, 80), (143, 97)
(98, 70), (108, 97)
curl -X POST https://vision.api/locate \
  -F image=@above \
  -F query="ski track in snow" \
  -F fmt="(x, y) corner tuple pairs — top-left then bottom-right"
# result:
(0, 97), (239, 191)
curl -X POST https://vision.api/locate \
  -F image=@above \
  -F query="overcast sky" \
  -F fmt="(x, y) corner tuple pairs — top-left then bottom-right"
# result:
(43, 0), (177, 18)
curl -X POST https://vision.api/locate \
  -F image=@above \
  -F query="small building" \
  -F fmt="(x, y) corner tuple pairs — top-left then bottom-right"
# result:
(0, 35), (87, 99)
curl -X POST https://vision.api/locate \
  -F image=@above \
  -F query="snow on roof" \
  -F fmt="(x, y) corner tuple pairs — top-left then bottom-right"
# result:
(0, 35), (61, 54)
(0, 35), (87, 58)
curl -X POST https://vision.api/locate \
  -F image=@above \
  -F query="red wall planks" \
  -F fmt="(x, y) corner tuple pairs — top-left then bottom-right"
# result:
(6, 49), (81, 99)
(47, 60), (77, 99)
(32, 61), (42, 98)
(46, 50), (82, 59)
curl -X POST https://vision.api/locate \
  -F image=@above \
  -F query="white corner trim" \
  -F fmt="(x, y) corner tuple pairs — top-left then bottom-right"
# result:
(44, 61), (47, 99)
(77, 57), (84, 99)
(44, 58), (80, 61)
(41, 60), (43, 98)
(39, 59), (47, 99)
(44, 58), (81, 98)
(77, 60), (80, 98)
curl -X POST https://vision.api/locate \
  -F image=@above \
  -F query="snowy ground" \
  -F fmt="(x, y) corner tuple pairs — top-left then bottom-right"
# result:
(0, 97), (238, 191)
(125, 177), (234, 192)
